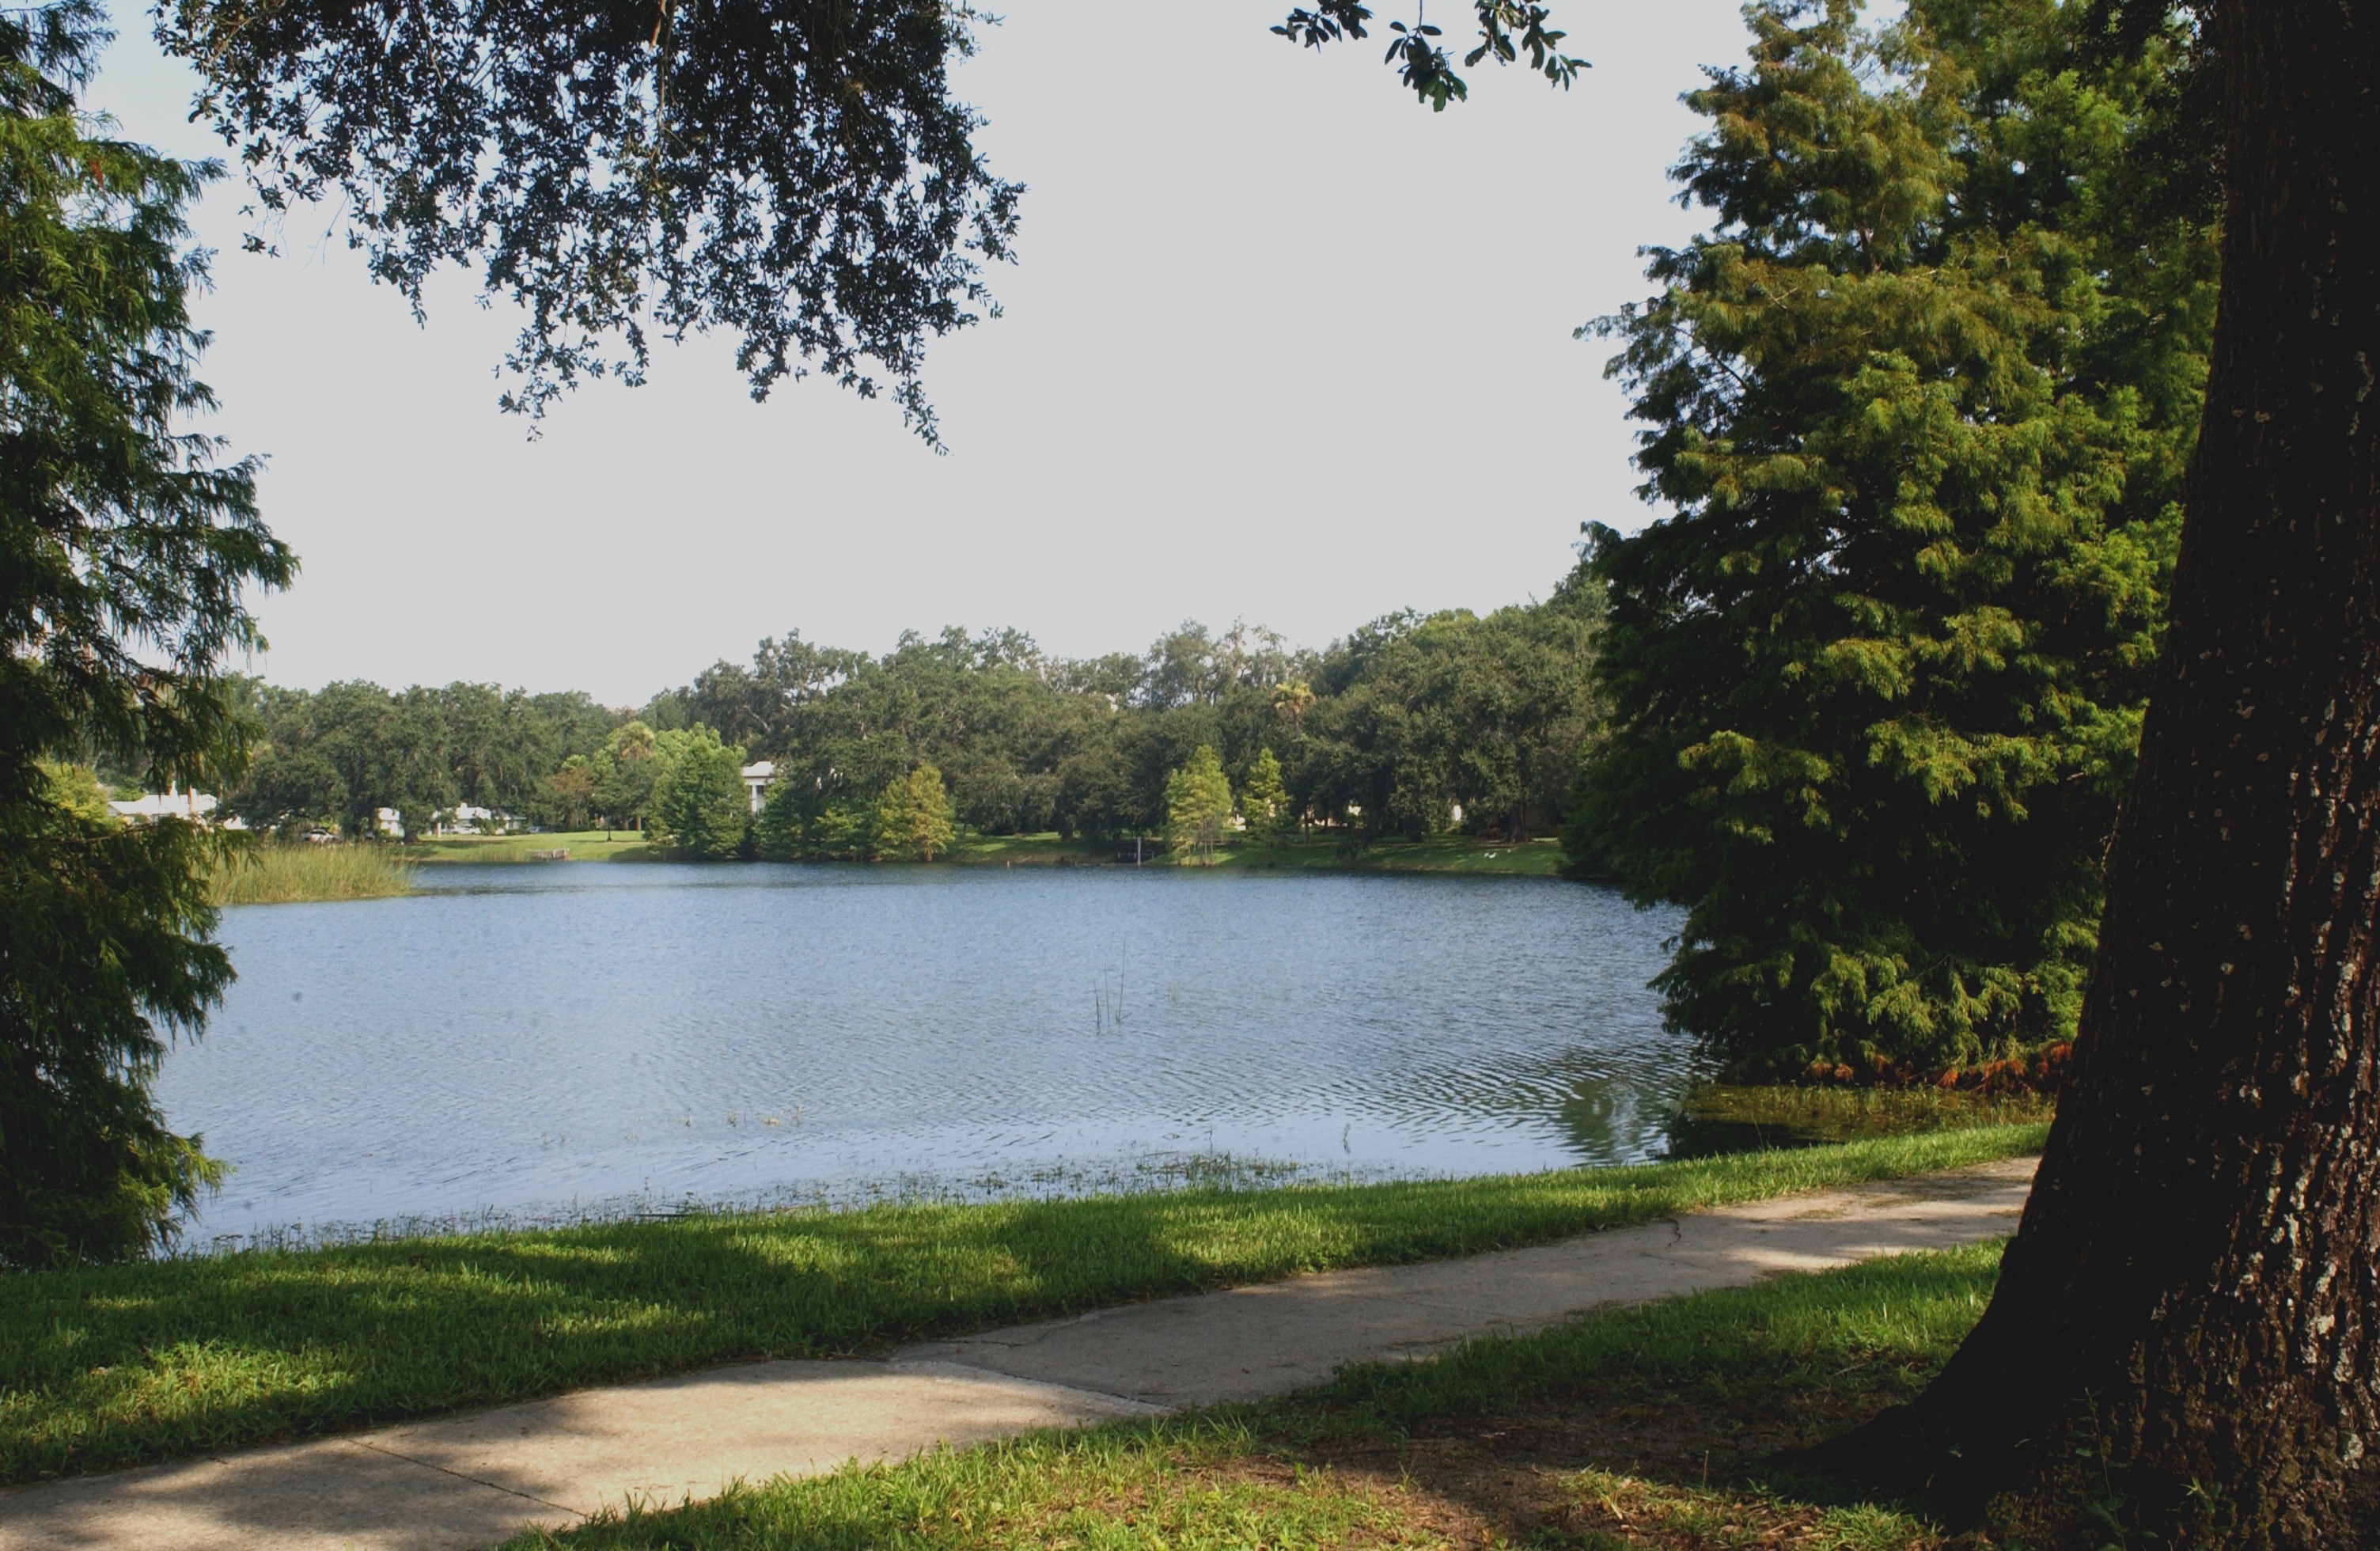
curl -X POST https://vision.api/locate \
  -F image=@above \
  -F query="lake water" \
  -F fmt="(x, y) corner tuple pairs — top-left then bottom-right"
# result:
(157, 863), (1693, 1246)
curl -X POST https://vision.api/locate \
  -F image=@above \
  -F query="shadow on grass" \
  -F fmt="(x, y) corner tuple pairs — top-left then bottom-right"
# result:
(0, 1129), (2039, 1492)
(1256, 1247), (1992, 1548)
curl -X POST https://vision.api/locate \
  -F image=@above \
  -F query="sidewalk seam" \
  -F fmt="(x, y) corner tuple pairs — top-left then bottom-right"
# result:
(347, 1437), (582, 1517)
(883, 1358), (1167, 1417)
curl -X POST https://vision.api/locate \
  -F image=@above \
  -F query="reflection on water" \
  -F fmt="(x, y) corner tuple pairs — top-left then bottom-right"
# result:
(159, 863), (1693, 1242)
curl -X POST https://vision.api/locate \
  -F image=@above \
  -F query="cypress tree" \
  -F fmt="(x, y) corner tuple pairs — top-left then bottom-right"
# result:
(1241, 747), (1292, 859)
(1165, 746), (1237, 866)
(1567, 0), (2216, 1079)
(2, 2), (294, 1265)
(873, 764), (954, 862)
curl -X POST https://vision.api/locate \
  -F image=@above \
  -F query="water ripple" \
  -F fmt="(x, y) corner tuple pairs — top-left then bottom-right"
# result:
(162, 864), (1693, 1241)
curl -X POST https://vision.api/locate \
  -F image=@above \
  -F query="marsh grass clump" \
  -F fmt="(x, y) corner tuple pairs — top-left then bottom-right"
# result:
(1666, 1083), (2054, 1159)
(205, 843), (415, 906)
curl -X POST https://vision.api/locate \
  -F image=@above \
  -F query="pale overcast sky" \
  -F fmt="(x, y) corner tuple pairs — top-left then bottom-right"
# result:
(89, 2), (1752, 705)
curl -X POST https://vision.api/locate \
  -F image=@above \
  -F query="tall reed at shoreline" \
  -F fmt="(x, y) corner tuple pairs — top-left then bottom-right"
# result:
(206, 842), (416, 906)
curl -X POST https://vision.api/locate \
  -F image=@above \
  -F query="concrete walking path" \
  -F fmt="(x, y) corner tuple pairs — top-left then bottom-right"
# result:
(0, 1157), (2035, 1551)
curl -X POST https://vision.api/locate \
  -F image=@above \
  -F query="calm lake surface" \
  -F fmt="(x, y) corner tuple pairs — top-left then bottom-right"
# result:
(159, 864), (1692, 1245)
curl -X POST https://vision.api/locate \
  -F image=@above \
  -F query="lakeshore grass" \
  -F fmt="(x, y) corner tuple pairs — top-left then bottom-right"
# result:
(0, 1126), (2039, 1487)
(526, 1242), (2001, 1551)
(205, 843), (415, 906)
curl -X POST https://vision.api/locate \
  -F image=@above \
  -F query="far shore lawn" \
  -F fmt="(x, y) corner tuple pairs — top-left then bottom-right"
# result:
(407, 829), (656, 864)
(952, 830), (1568, 876)
(527, 1242), (2006, 1551)
(0, 1126), (2042, 1488)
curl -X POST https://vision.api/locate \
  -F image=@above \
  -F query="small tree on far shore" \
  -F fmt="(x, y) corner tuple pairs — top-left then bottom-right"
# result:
(873, 764), (954, 861)
(1165, 745), (1235, 867)
(1240, 747), (1290, 862)
(540, 755), (593, 830)
(651, 736), (748, 859)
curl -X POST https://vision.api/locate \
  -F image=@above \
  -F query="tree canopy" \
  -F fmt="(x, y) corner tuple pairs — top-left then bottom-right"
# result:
(670, 586), (1600, 854)
(226, 679), (623, 837)
(161, 0), (1021, 442)
(648, 728), (751, 858)
(157, 0), (1597, 438)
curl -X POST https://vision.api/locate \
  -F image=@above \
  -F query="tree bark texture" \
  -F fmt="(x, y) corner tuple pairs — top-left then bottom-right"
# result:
(1842, 2), (2380, 1543)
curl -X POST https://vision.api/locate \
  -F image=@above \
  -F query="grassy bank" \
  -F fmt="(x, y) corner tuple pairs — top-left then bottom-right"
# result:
(946, 831), (1567, 877)
(0, 1126), (2040, 1487)
(529, 1242), (2004, 1550)
(205, 843), (415, 906)
(407, 829), (654, 864)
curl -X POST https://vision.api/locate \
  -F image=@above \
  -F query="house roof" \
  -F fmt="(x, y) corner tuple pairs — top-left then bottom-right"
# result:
(108, 791), (218, 821)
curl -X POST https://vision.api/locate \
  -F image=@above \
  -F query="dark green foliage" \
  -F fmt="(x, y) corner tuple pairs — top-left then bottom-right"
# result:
(651, 734), (751, 859)
(1, 810), (228, 1269)
(222, 590), (1599, 863)
(1272, 0), (1589, 112)
(589, 722), (664, 832)
(1567, 0), (2215, 1079)
(1, 2), (293, 1265)
(543, 754), (597, 830)
(226, 680), (625, 837)
(161, 0), (1021, 442)
(1303, 573), (1602, 840)
(155, 0), (1594, 443)
(699, 593), (1600, 855)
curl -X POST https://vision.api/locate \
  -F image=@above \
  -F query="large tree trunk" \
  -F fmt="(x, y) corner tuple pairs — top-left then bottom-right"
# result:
(1818, 2), (2380, 1543)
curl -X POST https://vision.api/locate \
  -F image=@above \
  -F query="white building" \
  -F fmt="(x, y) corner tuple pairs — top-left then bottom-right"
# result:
(108, 785), (241, 828)
(741, 760), (775, 815)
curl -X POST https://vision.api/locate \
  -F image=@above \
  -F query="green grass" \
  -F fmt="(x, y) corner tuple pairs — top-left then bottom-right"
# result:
(407, 829), (655, 864)
(205, 843), (416, 906)
(519, 1242), (2007, 1550)
(942, 832), (1112, 865)
(944, 831), (1567, 877)
(0, 1127), (2041, 1488)
(1223, 832), (1568, 876)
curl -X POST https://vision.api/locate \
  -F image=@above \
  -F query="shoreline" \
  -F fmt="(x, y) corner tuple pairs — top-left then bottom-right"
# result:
(398, 830), (1569, 878)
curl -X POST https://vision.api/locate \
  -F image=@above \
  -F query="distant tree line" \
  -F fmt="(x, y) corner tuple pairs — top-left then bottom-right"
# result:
(225, 681), (621, 838)
(665, 571), (1602, 856)
(217, 567), (1604, 853)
